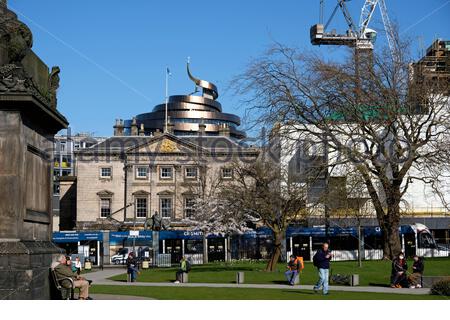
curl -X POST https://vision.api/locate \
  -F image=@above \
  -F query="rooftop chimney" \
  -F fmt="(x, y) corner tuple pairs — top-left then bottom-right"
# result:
(198, 118), (206, 135)
(113, 119), (124, 136)
(139, 123), (145, 136)
(219, 123), (230, 137)
(131, 117), (138, 136)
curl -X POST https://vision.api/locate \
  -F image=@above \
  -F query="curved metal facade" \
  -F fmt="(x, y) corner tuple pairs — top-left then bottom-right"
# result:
(121, 64), (246, 139)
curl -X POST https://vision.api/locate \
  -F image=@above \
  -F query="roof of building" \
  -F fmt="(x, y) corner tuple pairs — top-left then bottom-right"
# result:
(75, 133), (259, 156)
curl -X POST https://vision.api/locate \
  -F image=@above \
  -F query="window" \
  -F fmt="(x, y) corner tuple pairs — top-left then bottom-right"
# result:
(221, 168), (233, 179)
(160, 167), (173, 179)
(135, 197), (148, 218)
(100, 198), (111, 218)
(160, 198), (172, 218)
(100, 167), (112, 178)
(185, 167), (198, 179)
(136, 166), (148, 179)
(60, 141), (66, 152)
(184, 197), (196, 217)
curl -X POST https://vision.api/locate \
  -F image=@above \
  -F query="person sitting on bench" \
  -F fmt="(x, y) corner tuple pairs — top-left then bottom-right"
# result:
(390, 252), (408, 288)
(175, 256), (191, 283)
(408, 255), (424, 288)
(53, 254), (92, 300)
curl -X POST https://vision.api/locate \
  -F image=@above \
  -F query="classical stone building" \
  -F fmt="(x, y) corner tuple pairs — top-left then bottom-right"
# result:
(52, 130), (107, 231)
(0, 1), (68, 299)
(57, 67), (259, 264)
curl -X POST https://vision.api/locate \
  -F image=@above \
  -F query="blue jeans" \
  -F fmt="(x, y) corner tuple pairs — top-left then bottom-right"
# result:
(284, 270), (298, 285)
(314, 268), (329, 294)
(128, 268), (137, 282)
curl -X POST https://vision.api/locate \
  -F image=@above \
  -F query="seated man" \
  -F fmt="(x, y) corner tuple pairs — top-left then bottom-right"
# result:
(175, 256), (190, 283)
(390, 252), (408, 288)
(53, 254), (92, 300)
(408, 255), (424, 288)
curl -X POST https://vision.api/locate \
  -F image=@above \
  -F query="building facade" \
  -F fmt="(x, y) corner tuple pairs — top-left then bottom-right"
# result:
(52, 130), (106, 231)
(56, 67), (260, 264)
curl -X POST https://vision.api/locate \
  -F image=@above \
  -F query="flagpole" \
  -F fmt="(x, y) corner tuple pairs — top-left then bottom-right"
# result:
(165, 67), (169, 132)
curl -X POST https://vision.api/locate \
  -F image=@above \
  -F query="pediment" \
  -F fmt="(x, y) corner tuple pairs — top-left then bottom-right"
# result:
(97, 190), (114, 197)
(126, 134), (208, 155)
(132, 190), (150, 196)
(157, 190), (174, 196)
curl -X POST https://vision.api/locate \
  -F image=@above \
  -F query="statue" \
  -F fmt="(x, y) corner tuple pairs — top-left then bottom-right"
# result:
(0, 1), (33, 65)
(186, 59), (219, 100)
(0, 1), (58, 108)
(48, 66), (60, 109)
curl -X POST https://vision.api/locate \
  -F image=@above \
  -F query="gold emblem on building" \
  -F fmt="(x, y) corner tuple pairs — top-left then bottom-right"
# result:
(160, 139), (177, 153)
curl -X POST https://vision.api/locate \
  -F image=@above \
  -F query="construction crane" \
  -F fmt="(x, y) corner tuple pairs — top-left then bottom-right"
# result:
(310, 0), (397, 57)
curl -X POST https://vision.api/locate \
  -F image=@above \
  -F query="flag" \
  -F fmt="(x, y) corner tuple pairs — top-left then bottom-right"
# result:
(166, 67), (171, 76)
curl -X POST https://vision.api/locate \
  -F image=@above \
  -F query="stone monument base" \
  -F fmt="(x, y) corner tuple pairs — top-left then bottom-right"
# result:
(0, 241), (63, 299)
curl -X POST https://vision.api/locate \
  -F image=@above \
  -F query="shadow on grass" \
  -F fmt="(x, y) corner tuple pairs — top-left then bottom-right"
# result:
(369, 283), (391, 287)
(281, 290), (316, 295)
(271, 280), (289, 285)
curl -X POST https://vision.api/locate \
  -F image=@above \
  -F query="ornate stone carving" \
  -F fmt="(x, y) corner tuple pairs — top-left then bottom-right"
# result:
(160, 139), (178, 153)
(48, 66), (60, 109)
(0, 3), (33, 65)
(0, 2), (55, 108)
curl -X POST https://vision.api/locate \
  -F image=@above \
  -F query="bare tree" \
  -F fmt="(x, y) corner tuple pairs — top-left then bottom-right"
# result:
(219, 157), (306, 271)
(235, 41), (450, 259)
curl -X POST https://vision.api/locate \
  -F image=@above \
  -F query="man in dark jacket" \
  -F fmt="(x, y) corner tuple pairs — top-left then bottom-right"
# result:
(285, 255), (301, 286)
(390, 252), (408, 288)
(126, 252), (139, 282)
(312, 242), (332, 295)
(408, 255), (424, 288)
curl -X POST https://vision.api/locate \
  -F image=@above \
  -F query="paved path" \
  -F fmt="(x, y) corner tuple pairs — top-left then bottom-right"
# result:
(89, 294), (153, 300)
(86, 268), (430, 295)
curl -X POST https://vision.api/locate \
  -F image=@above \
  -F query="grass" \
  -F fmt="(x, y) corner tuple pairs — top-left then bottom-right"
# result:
(90, 285), (446, 300)
(109, 257), (450, 287)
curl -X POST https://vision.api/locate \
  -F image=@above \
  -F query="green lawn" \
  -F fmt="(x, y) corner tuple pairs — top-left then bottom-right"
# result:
(90, 285), (445, 300)
(109, 257), (450, 287)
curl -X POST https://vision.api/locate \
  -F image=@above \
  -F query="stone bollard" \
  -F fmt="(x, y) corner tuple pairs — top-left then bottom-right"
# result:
(236, 271), (245, 284)
(350, 274), (359, 286)
(181, 272), (189, 283)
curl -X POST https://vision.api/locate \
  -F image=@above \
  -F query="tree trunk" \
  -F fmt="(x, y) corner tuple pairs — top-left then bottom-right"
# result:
(381, 188), (402, 260)
(265, 231), (283, 272)
(382, 212), (402, 260)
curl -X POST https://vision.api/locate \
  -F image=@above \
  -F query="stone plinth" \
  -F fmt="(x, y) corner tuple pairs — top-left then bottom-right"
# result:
(0, 3), (69, 299)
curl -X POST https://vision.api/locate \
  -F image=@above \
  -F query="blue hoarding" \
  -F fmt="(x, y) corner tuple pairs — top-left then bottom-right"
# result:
(52, 231), (103, 243)
(110, 231), (152, 245)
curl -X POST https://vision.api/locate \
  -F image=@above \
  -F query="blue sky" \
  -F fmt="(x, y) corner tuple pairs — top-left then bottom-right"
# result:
(8, 0), (450, 137)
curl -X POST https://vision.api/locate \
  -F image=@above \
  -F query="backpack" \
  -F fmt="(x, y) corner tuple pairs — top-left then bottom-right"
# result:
(313, 250), (319, 267)
(185, 260), (191, 272)
(295, 256), (304, 270)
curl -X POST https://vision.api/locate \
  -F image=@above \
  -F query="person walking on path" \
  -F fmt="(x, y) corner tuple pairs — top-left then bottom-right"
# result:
(313, 242), (332, 295)
(126, 252), (139, 282)
(408, 255), (424, 288)
(285, 255), (301, 286)
(390, 252), (408, 288)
